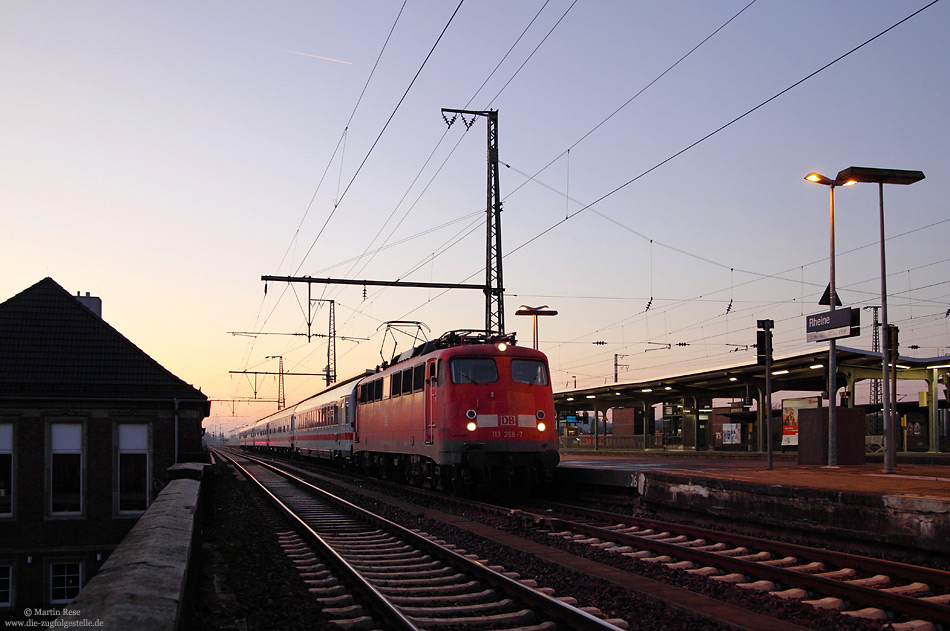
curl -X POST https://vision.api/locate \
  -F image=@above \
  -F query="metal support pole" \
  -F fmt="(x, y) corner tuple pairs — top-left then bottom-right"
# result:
(641, 401), (649, 450)
(891, 325), (900, 453)
(441, 108), (505, 335)
(593, 408), (600, 451)
(828, 185), (838, 467)
(930, 368), (940, 453)
(880, 182), (896, 473)
(757, 319), (774, 467)
(765, 334), (773, 471)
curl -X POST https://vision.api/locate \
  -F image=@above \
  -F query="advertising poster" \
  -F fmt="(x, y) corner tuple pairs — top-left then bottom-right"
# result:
(781, 397), (820, 446)
(722, 423), (741, 445)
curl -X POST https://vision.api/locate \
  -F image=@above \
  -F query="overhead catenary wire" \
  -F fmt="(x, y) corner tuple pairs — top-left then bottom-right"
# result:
(328, 0), (764, 328)
(260, 0), (565, 337)
(235, 1), (412, 383)
(237, 1), (467, 394)
(331, 0), (575, 302)
(239, 1), (946, 399)
(395, 2), (946, 385)
(293, 0), (466, 277)
(289, 0), (761, 334)
(504, 0), (942, 263)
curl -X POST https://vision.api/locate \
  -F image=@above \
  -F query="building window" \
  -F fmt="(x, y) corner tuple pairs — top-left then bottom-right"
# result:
(50, 424), (82, 515)
(118, 424), (149, 512)
(0, 565), (11, 607)
(0, 425), (12, 516)
(49, 562), (81, 604)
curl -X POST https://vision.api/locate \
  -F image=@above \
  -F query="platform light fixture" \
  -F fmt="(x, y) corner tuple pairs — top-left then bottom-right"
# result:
(515, 305), (558, 350)
(835, 166), (924, 475)
(805, 171), (855, 467)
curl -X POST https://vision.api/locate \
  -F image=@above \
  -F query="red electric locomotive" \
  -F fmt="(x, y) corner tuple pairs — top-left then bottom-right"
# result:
(354, 330), (559, 489)
(238, 330), (559, 490)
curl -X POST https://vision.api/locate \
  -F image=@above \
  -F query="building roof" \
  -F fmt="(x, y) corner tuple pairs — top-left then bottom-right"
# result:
(0, 278), (209, 404)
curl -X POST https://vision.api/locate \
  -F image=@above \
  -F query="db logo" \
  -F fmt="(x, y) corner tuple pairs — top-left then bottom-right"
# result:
(500, 415), (516, 426)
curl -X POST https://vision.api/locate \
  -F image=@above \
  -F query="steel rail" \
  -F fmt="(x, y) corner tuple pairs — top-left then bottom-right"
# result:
(531, 502), (950, 626)
(220, 451), (421, 631)
(227, 451), (626, 630)
(535, 501), (950, 589)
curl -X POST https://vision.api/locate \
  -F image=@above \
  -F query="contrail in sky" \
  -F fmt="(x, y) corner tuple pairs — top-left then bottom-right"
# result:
(280, 49), (351, 65)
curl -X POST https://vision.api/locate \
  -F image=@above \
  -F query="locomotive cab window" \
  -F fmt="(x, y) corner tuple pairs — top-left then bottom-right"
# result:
(450, 358), (498, 384)
(511, 359), (549, 386)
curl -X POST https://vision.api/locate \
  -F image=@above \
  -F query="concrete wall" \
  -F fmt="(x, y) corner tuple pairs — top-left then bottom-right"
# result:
(637, 471), (949, 553)
(56, 464), (208, 630)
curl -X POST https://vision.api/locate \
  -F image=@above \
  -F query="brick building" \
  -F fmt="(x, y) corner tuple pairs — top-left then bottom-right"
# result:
(0, 278), (210, 616)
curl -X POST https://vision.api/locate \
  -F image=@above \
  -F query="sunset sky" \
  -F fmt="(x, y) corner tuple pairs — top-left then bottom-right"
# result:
(2, 1), (948, 434)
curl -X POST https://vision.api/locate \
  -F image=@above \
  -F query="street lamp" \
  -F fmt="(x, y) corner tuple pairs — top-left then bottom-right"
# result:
(805, 172), (854, 467)
(836, 166), (925, 474)
(515, 305), (558, 350)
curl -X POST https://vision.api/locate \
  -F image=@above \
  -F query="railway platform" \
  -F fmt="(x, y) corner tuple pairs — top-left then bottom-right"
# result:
(555, 451), (950, 553)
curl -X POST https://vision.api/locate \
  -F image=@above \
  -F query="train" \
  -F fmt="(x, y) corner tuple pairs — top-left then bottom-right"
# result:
(237, 330), (560, 490)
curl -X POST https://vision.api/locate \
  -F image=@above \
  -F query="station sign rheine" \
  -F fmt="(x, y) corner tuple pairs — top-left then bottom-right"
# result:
(805, 307), (860, 342)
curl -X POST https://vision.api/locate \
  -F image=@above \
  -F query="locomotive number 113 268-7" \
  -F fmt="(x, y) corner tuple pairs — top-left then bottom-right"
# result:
(491, 430), (524, 439)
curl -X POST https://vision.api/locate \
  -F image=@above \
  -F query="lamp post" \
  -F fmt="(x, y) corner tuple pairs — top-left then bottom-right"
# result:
(836, 167), (925, 474)
(515, 305), (558, 350)
(805, 172), (853, 467)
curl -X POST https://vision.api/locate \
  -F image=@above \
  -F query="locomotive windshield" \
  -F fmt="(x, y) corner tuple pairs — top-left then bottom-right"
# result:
(450, 358), (498, 384)
(511, 359), (549, 386)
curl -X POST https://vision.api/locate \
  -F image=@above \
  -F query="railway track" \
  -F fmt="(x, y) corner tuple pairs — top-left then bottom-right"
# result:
(219, 448), (950, 630)
(217, 450), (628, 630)
(522, 500), (950, 631)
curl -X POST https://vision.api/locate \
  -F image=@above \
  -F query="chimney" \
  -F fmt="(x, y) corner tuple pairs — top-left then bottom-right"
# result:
(76, 291), (102, 318)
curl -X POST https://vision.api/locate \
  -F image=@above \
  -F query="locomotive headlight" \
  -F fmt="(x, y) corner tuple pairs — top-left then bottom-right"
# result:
(536, 410), (545, 420)
(496, 342), (508, 352)
(466, 421), (477, 432)
(537, 422), (546, 432)
(466, 409), (477, 420)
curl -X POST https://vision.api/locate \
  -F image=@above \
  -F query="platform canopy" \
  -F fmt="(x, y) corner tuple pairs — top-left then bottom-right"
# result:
(554, 346), (950, 413)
